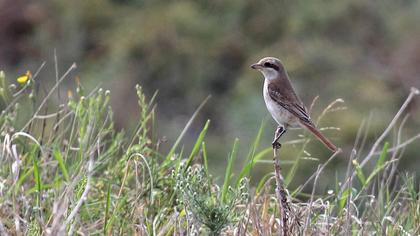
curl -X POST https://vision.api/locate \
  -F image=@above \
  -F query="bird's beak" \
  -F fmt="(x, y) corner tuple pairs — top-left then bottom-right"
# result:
(250, 63), (262, 70)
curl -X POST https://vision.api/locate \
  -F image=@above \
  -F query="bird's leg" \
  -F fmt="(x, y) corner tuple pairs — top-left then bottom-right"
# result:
(272, 126), (286, 149)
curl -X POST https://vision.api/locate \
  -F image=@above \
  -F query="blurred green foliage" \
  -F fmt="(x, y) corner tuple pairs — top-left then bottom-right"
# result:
(1, 0), (420, 184)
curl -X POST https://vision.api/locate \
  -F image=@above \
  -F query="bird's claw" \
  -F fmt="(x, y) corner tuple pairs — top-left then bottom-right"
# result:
(272, 141), (281, 150)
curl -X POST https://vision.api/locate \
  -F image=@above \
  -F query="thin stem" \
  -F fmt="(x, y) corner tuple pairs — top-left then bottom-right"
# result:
(273, 145), (289, 236)
(361, 87), (419, 168)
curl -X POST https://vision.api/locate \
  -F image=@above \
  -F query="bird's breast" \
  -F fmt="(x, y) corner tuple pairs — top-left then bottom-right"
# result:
(263, 80), (299, 127)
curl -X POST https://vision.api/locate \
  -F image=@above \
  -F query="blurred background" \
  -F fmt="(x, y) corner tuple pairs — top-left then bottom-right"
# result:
(1, 0), (419, 190)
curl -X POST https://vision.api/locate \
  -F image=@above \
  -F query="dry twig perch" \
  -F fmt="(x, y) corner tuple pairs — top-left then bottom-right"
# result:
(272, 139), (290, 236)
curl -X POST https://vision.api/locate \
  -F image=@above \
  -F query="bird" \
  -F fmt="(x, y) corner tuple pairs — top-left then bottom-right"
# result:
(251, 57), (338, 152)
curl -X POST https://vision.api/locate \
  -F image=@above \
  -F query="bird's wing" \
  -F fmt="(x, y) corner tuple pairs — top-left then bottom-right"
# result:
(267, 83), (312, 124)
(267, 82), (338, 152)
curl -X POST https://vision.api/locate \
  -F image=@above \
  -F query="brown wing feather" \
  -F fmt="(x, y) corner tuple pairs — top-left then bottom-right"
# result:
(267, 83), (312, 124)
(267, 83), (338, 152)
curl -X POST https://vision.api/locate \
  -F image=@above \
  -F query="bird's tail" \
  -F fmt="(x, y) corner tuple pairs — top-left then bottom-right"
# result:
(300, 122), (338, 152)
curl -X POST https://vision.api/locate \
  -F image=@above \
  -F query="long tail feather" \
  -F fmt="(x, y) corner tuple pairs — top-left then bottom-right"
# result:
(300, 122), (338, 152)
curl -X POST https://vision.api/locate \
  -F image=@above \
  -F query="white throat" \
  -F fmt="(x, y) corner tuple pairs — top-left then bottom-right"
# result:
(261, 68), (278, 81)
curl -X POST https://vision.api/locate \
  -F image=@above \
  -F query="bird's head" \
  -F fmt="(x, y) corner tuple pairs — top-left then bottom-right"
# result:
(251, 57), (284, 81)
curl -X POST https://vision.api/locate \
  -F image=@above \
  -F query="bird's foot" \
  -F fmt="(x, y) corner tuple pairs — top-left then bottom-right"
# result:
(272, 140), (282, 150)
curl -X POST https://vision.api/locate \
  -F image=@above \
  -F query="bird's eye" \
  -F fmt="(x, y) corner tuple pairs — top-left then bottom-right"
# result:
(263, 62), (280, 71)
(264, 62), (271, 67)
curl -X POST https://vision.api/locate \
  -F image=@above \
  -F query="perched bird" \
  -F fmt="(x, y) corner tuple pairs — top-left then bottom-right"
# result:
(251, 57), (338, 152)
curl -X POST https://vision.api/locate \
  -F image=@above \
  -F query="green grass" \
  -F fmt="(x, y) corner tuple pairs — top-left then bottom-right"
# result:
(0, 66), (419, 235)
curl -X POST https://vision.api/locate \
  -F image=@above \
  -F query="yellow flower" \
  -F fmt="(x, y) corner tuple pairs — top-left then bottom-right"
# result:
(17, 70), (32, 85)
(67, 90), (73, 99)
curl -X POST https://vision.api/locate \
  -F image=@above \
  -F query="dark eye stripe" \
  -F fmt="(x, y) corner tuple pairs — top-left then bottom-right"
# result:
(264, 62), (279, 71)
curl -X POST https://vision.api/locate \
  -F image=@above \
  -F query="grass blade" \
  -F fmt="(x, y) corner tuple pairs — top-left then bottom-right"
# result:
(376, 142), (389, 169)
(236, 147), (272, 187)
(53, 147), (70, 182)
(364, 161), (395, 188)
(184, 119), (210, 171)
(353, 159), (366, 186)
(285, 144), (308, 186)
(32, 147), (42, 208)
(221, 138), (239, 203)
(338, 188), (351, 211)
(235, 120), (265, 187)
(202, 142), (209, 175)
(165, 96), (211, 162)
(104, 182), (111, 234)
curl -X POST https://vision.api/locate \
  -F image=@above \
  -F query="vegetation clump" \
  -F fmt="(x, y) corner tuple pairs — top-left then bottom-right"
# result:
(0, 66), (419, 235)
